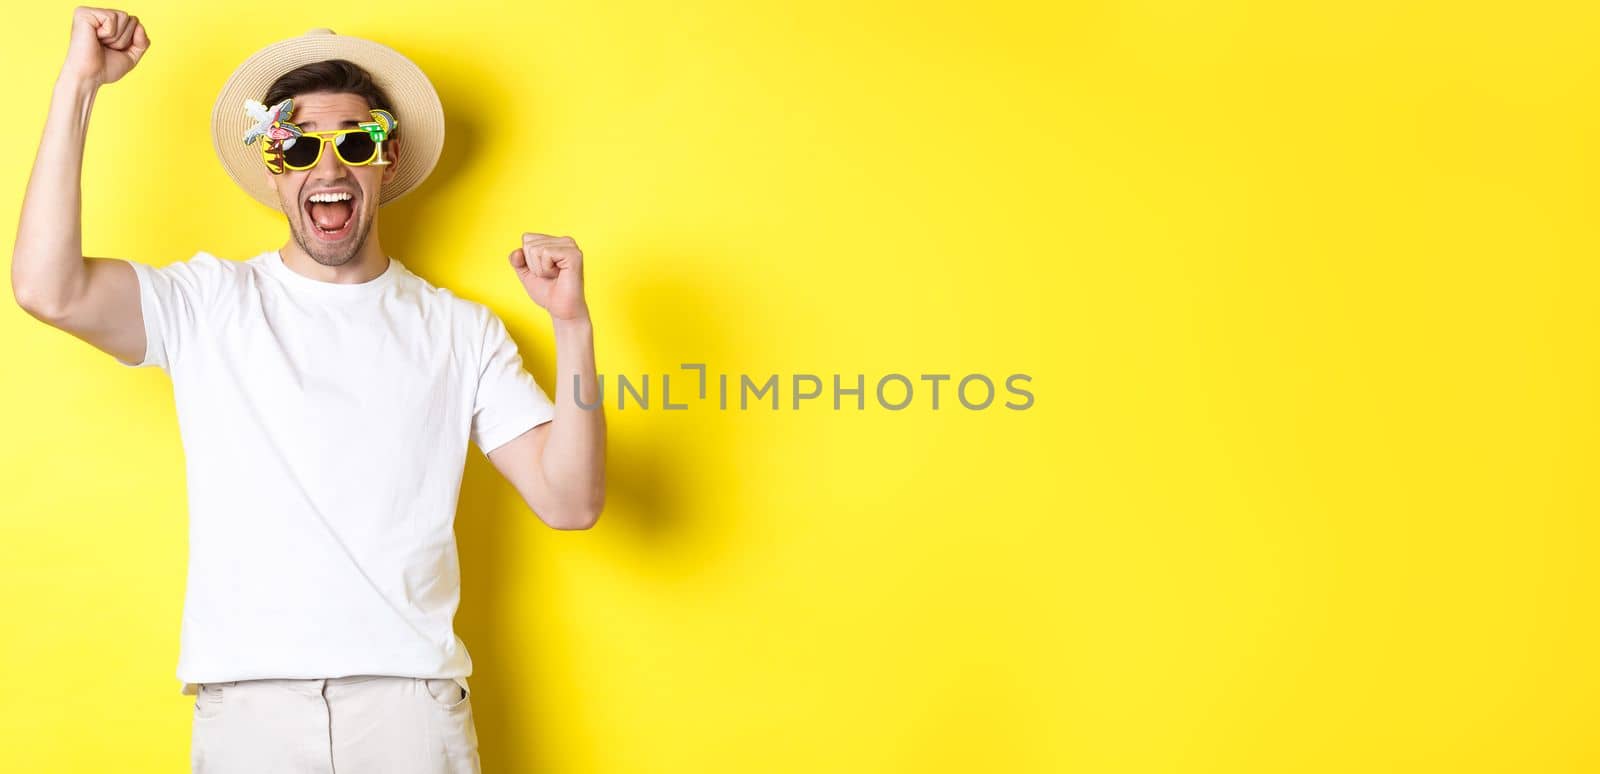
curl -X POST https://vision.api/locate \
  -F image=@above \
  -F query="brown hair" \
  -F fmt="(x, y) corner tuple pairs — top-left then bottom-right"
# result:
(262, 59), (399, 138)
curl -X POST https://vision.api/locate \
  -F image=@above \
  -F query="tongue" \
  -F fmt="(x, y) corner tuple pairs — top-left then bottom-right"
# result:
(310, 201), (353, 231)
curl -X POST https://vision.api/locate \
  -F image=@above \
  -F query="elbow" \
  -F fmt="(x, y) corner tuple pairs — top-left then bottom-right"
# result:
(549, 509), (600, 531)
(13, 254), (88, 322)
(547, 492), (605, 531)
(13, 277), (43, 313)
(12, 269), (73, 323)
(14, 283), (67, 323)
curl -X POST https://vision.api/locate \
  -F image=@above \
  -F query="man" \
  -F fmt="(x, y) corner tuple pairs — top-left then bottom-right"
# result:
(11, 8), (607, 773)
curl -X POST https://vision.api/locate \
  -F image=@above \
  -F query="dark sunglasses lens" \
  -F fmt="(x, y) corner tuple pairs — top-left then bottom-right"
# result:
(281, 137), (320, 168)
(335, 132), (378, 164)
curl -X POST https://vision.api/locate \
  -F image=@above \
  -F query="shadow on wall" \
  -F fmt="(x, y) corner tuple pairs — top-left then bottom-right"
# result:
(377, 55), (757, 772)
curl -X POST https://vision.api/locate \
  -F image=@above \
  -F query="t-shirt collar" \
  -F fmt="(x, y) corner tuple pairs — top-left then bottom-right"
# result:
(266, 249), (402, 299)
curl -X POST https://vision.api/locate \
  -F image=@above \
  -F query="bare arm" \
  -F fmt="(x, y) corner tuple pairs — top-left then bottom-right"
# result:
(489, 316), (607, 530)
(11, 7), (150, 363)
(487, 234), (607, 530)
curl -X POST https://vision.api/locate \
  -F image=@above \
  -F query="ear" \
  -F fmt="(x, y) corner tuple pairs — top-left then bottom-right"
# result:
(380, 137), (402, 185)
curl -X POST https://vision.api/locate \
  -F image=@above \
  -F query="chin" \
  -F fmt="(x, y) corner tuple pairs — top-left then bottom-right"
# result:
(292, 213), (368, 266)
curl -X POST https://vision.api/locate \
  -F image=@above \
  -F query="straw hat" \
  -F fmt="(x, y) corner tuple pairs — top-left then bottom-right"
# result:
(211, 28), (445, 212)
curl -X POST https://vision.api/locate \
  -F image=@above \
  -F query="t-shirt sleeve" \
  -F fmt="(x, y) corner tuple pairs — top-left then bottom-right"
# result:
(470, 308), (556, 456)
(116, 251), (229, 371)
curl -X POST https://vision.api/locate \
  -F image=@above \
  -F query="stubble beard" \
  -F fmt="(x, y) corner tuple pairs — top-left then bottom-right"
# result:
(288, 206), (372, 268)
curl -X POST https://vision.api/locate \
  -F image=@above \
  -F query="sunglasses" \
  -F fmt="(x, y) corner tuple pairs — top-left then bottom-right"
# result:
(247, 100), (400, 175)
(266, 128), (388, 173)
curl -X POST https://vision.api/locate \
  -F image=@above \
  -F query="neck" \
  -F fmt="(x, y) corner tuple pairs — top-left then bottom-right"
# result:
(279, 234), (389, 284)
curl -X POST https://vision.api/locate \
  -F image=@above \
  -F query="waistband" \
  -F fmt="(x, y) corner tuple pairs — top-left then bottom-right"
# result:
(180, 674), (470, 697)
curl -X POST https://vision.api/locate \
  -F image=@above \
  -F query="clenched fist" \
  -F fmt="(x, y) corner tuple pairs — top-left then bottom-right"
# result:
(510, 233), (589, 321)
(61, 6), (149, 87)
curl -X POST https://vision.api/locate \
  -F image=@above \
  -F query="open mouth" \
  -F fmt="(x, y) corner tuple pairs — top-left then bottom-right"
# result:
(304, 192), (357, 241)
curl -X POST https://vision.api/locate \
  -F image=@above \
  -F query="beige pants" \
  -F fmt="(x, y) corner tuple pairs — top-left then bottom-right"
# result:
(189, 675), (480, 773)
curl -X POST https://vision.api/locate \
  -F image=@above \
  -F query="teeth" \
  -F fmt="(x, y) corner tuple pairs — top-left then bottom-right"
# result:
(307, 192), (353, 203)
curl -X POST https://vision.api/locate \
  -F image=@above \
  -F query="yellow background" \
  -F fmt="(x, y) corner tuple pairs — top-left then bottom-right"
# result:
(2, 0), (1594, 771)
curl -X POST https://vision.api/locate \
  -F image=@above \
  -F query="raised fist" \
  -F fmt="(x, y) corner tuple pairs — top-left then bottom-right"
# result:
(62, 7), (149, 86)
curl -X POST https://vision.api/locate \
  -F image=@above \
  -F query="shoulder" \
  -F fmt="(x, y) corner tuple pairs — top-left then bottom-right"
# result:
(194, 250), (255, 291)
(183, 250), (248, 272)
(174, 250), (256, 284)
(399, 267), (485, 315)
(136, 250), (246, 296)
(394, 267), (504, 340)
(143, 249), (234, 273)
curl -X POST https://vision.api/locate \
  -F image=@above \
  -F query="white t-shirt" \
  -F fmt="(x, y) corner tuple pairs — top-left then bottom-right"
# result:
(118, 249), (555, 696)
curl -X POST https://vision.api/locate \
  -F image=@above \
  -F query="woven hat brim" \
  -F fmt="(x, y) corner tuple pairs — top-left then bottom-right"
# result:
(211, 31), (444, 213)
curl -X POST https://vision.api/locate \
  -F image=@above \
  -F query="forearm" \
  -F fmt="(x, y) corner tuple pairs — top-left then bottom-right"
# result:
(539, 315), (607, 524)
(12, 73), (97, 314)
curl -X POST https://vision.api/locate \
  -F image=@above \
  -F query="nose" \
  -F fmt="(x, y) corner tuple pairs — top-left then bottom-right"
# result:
(313, 136), (343, 174)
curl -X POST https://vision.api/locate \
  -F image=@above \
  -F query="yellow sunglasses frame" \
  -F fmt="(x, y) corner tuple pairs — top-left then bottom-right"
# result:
(260, 128), (390, 174)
